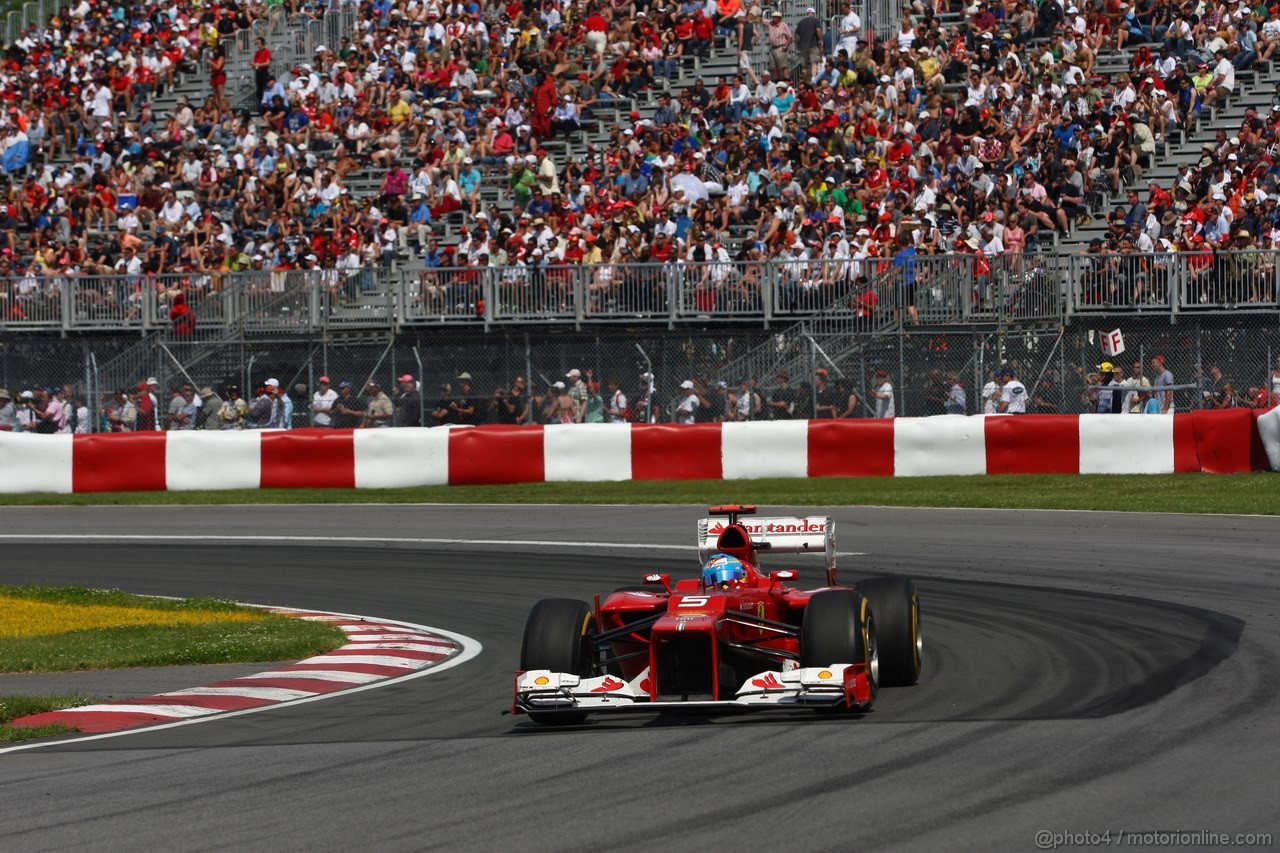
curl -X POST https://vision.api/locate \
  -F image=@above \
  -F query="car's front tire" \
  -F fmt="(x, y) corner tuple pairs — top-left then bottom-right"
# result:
(855, 576), (922, 686)
(800, 589), (877, 711)
(520, 598), (595, 725)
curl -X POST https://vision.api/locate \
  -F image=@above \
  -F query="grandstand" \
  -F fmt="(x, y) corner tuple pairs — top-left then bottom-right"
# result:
(0, 0), (1278, 423)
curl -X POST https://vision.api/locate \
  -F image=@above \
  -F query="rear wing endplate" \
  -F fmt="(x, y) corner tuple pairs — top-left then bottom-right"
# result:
(697, 515), (836, 578)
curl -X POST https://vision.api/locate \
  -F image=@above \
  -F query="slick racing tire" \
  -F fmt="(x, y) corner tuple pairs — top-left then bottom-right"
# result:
(520, 598), (595, 725)
(800, 589), (877, 710)
(855, 575), (922, 687)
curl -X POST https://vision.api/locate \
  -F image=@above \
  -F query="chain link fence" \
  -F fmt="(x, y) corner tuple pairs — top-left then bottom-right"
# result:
(3, 316), (1278, 433)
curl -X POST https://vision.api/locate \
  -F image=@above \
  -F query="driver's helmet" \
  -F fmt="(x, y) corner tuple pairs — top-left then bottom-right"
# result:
(702, 553), (747, 590)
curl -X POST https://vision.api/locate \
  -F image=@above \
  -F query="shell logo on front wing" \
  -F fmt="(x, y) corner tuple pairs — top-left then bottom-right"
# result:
(534, 675), (550, 686)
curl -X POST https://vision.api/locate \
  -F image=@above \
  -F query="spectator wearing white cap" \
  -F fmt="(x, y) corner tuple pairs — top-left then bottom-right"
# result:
(311, 376), (338, 427)
(676, 380), (701, 424)
(144, 378), (162, 432)
(565, 368), (588, 423)
(766, 12), (792, 79)
(552, 94), (581, 136)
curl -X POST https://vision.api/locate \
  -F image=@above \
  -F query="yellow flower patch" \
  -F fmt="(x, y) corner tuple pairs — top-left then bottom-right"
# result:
(0, 595), (264, 639)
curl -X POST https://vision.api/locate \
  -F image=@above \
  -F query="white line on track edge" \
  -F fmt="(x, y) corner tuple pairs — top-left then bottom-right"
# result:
(0, 501), (1272, 518)
(0, 606), (483, 756)
(0, 534), (865, 557)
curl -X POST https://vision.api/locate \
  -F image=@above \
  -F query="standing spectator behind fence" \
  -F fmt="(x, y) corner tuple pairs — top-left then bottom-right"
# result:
(363, 381), (393, 428)
(396, 375), (421, 427)
(997, 367), (1028, 414)
(945, 375), (966, 415)
(1096, 363), (1122, 414)
(494, 376), (529, 424)
(870, 370), (896, 419)
(106, 390), (137, 432)
(565, 369), (588, 423)
(25, 388), (62, 434)
(165, 384), (185, 429)
(838, 382), (861, 419)
(331, 383), (364, 429)
(539, 381), (565, 423)
(675, 380), (699, 424)
(170, 386), (199, 430)
(246, 381), (279, 429)
(199, 388), (222, 429)
(1124, 360), (1152, 413)
(606, 376), (632, 422)
(1152, 355), (1176, 413)
(734, 378), (762, 421)
(311, 377), (337, 427)
(274, 385), (295, 430)
(219, 387), (248, 430)
(15, 391), (37, 431)
(636, 372), (659, 424)
(137, 379), (161, 432)
(813, 369), (838, 418)
(584, 381), (605, 423)
(453, 374), (481, 425)
(769, 372), (796, 420)
(0, 389), (16, 431)
(432, 383), (455, 426)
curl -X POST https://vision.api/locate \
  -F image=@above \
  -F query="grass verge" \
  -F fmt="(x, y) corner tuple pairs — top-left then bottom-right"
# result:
(0, 474), (1275, 514)
(0, 586), (347, 673)
(0, 695), (94, 742)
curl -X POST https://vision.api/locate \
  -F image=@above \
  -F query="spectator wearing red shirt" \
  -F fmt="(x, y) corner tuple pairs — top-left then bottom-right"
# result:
(252, 38), (273, 105)
(583, 11), (610, 55)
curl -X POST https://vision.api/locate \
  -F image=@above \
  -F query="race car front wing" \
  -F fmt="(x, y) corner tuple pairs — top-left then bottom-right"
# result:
(513, 663), (873, 717)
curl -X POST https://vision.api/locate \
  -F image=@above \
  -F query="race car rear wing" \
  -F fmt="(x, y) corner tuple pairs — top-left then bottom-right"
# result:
(697, 512), (836, 584)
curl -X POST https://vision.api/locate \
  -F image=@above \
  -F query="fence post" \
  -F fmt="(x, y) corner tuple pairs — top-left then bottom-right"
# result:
(897, 324), (906, 416)
(762, 261), (773, 329)
(61, 277), (73, 332)
(575, 266), (586, 328)
(524, 331), (534, 424)
(483, 270), (494, 332)
(667, 265), (677, 331)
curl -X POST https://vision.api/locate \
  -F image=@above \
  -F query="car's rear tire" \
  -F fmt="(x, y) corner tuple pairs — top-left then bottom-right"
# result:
(855, 576), (922, 687)
(800, 589), (877, 710)
(520, 598), (595, 725)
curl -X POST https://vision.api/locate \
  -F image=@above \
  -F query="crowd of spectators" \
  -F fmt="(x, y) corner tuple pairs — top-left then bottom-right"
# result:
(2, 0), (1280, 326)
(7, 350), (1277, 434)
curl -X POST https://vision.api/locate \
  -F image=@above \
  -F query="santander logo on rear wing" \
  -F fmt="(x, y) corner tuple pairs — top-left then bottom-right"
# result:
(696, 516), (836, 577)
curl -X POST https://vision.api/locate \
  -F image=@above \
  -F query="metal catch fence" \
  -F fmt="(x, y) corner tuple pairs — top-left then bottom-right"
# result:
(5, 315), (1277, 433)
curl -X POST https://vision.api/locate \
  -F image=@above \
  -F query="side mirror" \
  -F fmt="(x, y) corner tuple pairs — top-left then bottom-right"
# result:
(769, 570), (797, 583)
(644, 573), (672, 592)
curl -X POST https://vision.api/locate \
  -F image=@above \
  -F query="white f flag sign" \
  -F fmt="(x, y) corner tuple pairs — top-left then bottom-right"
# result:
(1101, 329), (1126, 358)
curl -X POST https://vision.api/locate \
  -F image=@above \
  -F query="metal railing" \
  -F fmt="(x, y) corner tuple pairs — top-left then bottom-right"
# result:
(6, 251), (1280, 334)
(1066, 250), (1280, 314)
(216, 1), (358, 109)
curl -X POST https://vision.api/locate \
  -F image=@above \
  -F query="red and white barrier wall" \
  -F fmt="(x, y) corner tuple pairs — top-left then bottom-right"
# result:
(0, 410), (1272, 494)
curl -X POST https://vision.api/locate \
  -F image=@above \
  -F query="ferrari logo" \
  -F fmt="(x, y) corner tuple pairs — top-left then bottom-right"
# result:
(751, 673), (784, 690)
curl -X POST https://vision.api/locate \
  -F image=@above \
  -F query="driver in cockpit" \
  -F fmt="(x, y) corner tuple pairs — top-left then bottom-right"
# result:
(702, 553), (747, 590)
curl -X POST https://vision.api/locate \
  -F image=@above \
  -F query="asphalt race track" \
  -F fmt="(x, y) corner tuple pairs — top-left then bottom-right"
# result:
(0, 504), (1277, 852)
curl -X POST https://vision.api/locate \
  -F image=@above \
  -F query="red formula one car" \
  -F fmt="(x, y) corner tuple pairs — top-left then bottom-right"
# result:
(513, 506), (922, 724)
